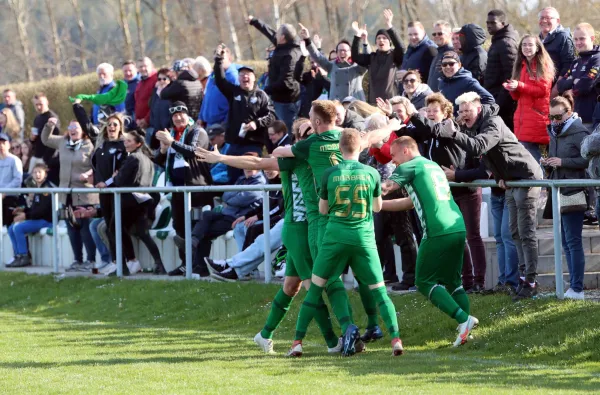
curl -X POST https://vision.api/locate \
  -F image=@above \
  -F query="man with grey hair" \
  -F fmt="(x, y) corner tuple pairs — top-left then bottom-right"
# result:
(247, 15), (302, 133)
(538, 6), (575, 90)
(433, 92), (542, 300)
(193, 56), (212, 90)
(92, 63), (125, 124)
(427, 20), (454, 92)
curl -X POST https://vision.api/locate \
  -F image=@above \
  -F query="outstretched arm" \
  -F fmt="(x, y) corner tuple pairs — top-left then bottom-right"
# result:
(272, 145), (295, 158)
(382, 197), (413, 212)
(195, 146), (280, 170)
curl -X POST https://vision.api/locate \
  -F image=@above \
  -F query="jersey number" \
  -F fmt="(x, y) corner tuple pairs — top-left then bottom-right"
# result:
(334, 184), (368, 218)
(430, 168), (451, 201)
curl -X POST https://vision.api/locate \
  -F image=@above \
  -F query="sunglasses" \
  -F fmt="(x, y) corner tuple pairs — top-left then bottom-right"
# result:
(67, 125), (79, 131)
(169, 105), (188, 114)
(403, 78), (417, 84)
(441, 62), (458, 68)
(549, 113), (565, 121)
(157, 77), (169, 81)
(108, 122), (119, 127)
(432, 32), (445, 37)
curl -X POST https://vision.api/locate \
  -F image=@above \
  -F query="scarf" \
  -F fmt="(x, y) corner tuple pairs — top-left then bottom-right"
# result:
(549, 113), (577, 138)
(66, 139), (83, 151)
(165, 119), (195, 184)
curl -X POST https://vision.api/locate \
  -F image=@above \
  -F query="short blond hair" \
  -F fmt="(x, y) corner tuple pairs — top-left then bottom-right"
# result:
(575, 23), (595, 37)
(455, 92), (482, 106)
(389, 96), (417, 116)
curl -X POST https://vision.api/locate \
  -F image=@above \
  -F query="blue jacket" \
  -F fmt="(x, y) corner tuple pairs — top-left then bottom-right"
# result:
(125, 74), (141, 118)
(540, 25), (575, 80)
(557, 46), (600, 124)
(427, 43), (454, 92)
(149, 88), (172, 132)
(438, 68), (495, 115)
(92, 81), (126, 124)
(401, 35), (437, 82)
(210, 143), (230, 184)
(199, 64), (239, 125)
(222, 172), (265, 218)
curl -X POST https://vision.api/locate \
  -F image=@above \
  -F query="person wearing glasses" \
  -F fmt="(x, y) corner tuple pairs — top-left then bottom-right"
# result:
(148, 68), (176, 149)
(427, 20), (454, 92)
(438, 51), (494, 115)
(538, 7), (575, 93)
(399, 69), (432, 110)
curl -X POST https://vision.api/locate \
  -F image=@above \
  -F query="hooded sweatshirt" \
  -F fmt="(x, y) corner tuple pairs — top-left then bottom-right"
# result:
(438, 68), (495, 115)
(401, 35), (438, 82)
(459, 24), (488, 84)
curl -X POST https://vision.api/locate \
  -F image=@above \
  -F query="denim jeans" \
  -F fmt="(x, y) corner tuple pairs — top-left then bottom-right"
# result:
(89, 218), (112, 263)
(8, 219), (52, 255)
(561, 211), (586, 292)
(273, 101), (299, 135)
(229, 219), (283, 277)
(490, 194), (519, 287)
(66, 218), (96, 263)
(233, 220), (263, 252)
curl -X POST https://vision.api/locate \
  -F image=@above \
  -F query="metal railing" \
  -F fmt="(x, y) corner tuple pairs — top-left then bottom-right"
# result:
(1, 179), (599, 299)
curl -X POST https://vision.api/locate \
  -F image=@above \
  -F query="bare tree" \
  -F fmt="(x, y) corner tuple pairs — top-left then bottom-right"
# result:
(135, 0), (146, 57)
(118, 0), (134, 60)
(238, 0), (259, 60)
(44, 0), (63, 76)
(211, 0), (225, 44)
(8, 0), (34, 82)
(224, 0), (242, 60)
(160, 0), (171, 63)
(323, 0), (339, 43)
(69, 0), (88, 73)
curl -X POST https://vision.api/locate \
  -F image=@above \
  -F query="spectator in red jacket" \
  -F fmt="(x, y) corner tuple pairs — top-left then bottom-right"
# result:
(370, 96), (417, 164)
(134, 57), (158, 130)
(504, 34), (555, 162)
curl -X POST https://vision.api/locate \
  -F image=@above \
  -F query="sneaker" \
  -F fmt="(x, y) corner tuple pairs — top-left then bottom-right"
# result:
(211, 267), (238, 282)
(286, 341), (302, 357)
(168, 264), (186, 276)
(564, 288), (585, 300)
(274, 262), (286, 278)
(391, 282), (414, 291)
(467, 284), (483, 294)
(101, 263), (117, 274)
(96, 261), (111, 271)
(354, 339), (366, 353)
(5, 256), (17, 267)
(127, 260), (142, 274)
(341, 324), (360, 357)
(11, 255), (31, 268)
(254, 332), (274, 354)
(327, 337), (343, 353)
(512, 282), (538, 301)
(391, 338), (404, 356)
(153, 263), (167, 275)
(453, 315), (479, 347)
(78, 261), (94, 272)
(66, 261), (84, 272)
(205, 257), (228, 274)
(360, 326), (384, 343)
(515, 278), (526, 295)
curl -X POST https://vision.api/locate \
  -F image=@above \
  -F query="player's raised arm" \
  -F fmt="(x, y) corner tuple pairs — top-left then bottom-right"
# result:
(195, 146), (280, 170)
(272, 145), (295, 158)
(361, 117), (402, 149)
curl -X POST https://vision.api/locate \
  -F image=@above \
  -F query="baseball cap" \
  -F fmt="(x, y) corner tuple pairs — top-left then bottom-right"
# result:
(342, 96), (356, 104)
(207, 124), (226, 138)
(238, 65), (255, 74)
(0, 132), (11, 142)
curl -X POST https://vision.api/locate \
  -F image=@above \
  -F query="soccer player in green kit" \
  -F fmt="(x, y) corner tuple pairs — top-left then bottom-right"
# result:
(288, 128), (403, 357)
(382, 136), (478, 347)
(195, 119), (342, 354)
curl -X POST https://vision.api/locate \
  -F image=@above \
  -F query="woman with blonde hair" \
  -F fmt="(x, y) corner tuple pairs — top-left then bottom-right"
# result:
(347, 100), (384, 118)
(0, 108), (21, 140)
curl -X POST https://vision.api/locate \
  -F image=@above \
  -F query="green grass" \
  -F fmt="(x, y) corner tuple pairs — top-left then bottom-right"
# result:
(0, 272), (599, 394)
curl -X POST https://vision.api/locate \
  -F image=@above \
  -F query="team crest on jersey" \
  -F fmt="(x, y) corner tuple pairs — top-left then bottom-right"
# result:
(588, 67), (599, 79)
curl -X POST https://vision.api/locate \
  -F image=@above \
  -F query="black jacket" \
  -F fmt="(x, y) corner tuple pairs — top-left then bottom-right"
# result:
(400, 35), (437, 83)
(540, 25), (575, 81)
(214, 56), (276, 146)
(32, 110), (60, 162)
(160, 70), (203, 120)
(114, 150), (154, 188)
(352, 27), (404, 103)
(149, 88), (173, 141)
(435, 104), (542, 182)
(251, 18), (302, 103)
(484, 24), (519, 109)
(296, 56), (330, 118)
(459, 24), (488, 84)
(25, 179), (55, 222)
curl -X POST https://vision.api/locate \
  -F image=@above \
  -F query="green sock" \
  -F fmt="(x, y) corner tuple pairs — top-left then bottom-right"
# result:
(325, 278), (352, 333)
(313, 297), (339, 348)
(451, 286), (470, 315)
(430, 285), (468, 324)
(294, 283), (323, 341)
(261, 289), (293, 340)
(358, 282), (378, 329)
(371, 286), (400, 338)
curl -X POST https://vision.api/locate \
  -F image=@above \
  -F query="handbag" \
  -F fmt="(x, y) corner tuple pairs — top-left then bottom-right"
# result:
(559, 191), (587, 214)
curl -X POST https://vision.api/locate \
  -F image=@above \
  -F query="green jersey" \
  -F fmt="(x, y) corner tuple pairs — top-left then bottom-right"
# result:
(291, 130), (343, 198)
(388, 156), (465, 239)
(277, 157), (314, 223)
(319, 160), (381, 247)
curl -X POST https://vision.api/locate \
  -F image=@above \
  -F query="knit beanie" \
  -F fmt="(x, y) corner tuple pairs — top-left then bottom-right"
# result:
(375, 29), (391, 41)
(69, 80), (128, 105)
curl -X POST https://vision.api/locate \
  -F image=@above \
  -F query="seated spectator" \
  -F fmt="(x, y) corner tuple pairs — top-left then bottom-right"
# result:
(148, 68), (176, 148)
(9, 138), (23, 163)
(267, 120), (291, 153)
(6, 164), (54, 268)
(42, 117), (98, 272)
(400, 69), (433, 110)
(161, 62), (203, 120)
(1, 89), (25, 138)
(92, 63), (126, 125)
(0, 108), (21, 141)
(458, 24), (488, 83)
(206, 124), (230, 185)
(334, 101), (366, 131)
(0, 132), (23, 227)
(30, 92), (60, 173)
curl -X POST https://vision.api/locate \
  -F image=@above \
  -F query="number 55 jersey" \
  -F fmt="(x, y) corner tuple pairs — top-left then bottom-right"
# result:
(388, 156), (465, 240)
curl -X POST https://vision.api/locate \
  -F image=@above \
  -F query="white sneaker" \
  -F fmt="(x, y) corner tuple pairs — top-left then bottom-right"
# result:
(127, 260), (142, 274)
(101, 263), (117, 274)
(286, 341), (303, 357)
(454, 315), (479, 347)
(565, 288), (585, 300)
(96, 261), (111, 271)
(275, 263), (286, 278)
(254, 332), (274, 354)
(327, 337), (342, 353)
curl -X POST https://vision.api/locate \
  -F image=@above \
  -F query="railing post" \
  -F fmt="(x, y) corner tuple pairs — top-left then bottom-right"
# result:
(551, 185), (564, 299)
(262, 190), (271, 283)
(51, 192), (60, 273)
(184, 191), (193, 279)
(114, 192), (123, 278)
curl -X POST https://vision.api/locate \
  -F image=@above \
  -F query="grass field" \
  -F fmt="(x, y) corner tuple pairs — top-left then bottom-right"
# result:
(1, 272), (599, 394)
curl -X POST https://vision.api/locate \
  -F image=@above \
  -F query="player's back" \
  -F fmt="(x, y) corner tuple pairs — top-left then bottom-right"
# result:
(320, 160), (381, 246)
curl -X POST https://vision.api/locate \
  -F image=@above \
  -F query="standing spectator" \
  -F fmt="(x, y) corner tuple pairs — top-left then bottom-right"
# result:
(193, 56), (212, 92)
(0, 108), (21, 141)
(484, 9), (519, 130)
(295, 45), (330, 119)
(538, 6), (575, 93)
(557, 23), (600, 129)
(351, 9), (405, 104)
(0, 132), (22, 227)
(299, 24), (366, 101)
(42, 117), (98, 272)
(543, 96), (589, 300)
(400, 21), (438, 83)
(134, 57), (158, 130)
(267, 120), (291, 153)
(6, 164), (54, 268)
(213, 45), (276, 181)
(122, 60), (140, 128)
(154, 102), (213, 276)
(29, 93), (60, 173)
(206, 124), (230, 185)
(400, 70), (433, 110)
(92, 63), (126, 125)
(334, 101), (366, 131)
(438, 51), (494, 115)
(161, 63), (203, 121)
(248, 16), (302, 133)
(1, 89), (25, 138)
(452, 29), (462, 54)
(198, 47), (239, 127)
(427, 20), (454, 92)
(505, 35), (555, 163)
(458, 24), (488, 84)
(148, 68), (175, 149)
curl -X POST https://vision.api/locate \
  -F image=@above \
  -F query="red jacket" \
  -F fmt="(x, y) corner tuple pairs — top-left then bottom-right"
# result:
(510, 60), (551, 145)
(134, 72), (158, 123)
(369, 132), (397, 164)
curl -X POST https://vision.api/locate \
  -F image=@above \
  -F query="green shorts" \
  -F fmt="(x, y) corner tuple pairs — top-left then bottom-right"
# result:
(312, 239), (383, 287)
(282, 221), (313, 280)
(415, 231), (466, 293)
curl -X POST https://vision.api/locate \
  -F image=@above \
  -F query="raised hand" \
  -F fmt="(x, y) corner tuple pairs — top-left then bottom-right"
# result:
(383, 9), (393, 29)
(313, 34), (322, 49)
(376, 97), (393, 116)
(352, 21), (362, 37)
(360, 24), (368, 41)
(298, 23), (310, 40)
(195, 145), (222, 164)
(214, 43), (226, 60)
(246, 15), (254, 24)
(47, 117), (58, 126)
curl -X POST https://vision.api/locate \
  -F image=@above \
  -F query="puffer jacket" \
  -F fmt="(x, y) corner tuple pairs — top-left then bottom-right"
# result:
(160, 70), (203, 120)
(510, 59), (552, 145)
(547, 114), (589, 195)
(438, 68), (495, 115)
(540, 25), (575, 80)
(581, 131), (600, 179)
(400, 35), (438, 82)
(484, 24), (519, 110)
(459, 24), (488, 84)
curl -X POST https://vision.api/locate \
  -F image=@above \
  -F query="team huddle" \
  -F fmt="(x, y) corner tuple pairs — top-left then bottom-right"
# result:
(196, 100), (478, 357)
